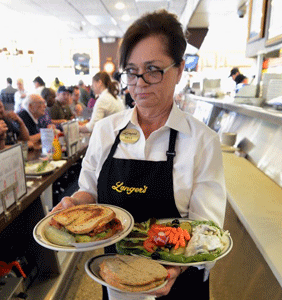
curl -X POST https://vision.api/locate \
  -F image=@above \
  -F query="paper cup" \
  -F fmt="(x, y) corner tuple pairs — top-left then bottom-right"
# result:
(221, 132), (237, 146)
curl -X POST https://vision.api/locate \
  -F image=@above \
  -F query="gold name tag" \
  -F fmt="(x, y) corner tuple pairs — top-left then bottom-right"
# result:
(120, 128), (140, 144)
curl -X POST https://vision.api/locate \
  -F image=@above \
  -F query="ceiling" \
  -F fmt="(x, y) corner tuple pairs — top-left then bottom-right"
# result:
(0, 0), (187, 39)
(188, 0), (247, 28)
(0, 0), (248, 41)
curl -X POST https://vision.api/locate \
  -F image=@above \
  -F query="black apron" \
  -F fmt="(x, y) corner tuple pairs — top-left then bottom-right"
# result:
(97, 127), (209, 299)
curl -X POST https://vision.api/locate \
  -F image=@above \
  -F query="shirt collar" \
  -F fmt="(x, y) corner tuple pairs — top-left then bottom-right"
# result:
(115, 102), (191, 136)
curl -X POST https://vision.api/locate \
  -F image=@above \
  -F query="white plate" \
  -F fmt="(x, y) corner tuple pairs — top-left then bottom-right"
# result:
(33, 204), (134, 252)
(221, 144), (240, 153)
(128, 218), (233, 267)
(85, 254), (168, 294)
(25, 161), (57, 175)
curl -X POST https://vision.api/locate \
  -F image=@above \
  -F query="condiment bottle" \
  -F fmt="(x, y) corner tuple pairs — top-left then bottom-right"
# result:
(52, 135), (62, 160)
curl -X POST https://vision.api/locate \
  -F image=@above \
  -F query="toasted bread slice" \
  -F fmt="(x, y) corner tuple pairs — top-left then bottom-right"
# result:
(99, 269), (165, 292)
(99, 255), (167, 288)
(52, 204), (115, 234)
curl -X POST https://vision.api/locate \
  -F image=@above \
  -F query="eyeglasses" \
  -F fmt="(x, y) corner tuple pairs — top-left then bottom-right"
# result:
(120, 63), (176, 86)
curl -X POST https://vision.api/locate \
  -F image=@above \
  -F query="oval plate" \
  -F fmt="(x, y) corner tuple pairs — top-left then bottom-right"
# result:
(33, 204), (134, 252)
(25, 161), (57, 175)
(127, 218), (233, 267)
(85, 254), (168, 294)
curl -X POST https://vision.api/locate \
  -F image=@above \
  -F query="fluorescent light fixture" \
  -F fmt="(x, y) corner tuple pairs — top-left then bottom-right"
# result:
(86, 15), (117, 26)
(115, 2), (125, 9)
(122, 14), (130, 21)
(111, 17), (117, 26)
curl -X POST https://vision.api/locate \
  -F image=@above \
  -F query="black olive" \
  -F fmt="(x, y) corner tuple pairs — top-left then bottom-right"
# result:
(172, 224), (179, 228)
(164, 243), (173, 249)
(151, 252), (161, 260)
(156, 247), (162, 252)
(172, 219), (180, 225)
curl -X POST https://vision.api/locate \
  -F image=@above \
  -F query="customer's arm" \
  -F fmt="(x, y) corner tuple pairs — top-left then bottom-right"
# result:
(6, 111), (30, 141)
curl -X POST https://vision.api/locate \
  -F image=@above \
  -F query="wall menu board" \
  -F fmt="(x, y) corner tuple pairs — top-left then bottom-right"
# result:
(0, 144), (27, 214)
(266, 0), (282, 46)
(248, 0), (267, 42)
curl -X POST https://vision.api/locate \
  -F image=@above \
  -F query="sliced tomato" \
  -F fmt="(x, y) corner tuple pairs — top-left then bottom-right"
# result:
(143, 239), (155, 253)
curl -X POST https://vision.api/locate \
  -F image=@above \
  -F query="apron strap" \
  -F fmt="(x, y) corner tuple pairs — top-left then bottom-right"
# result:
(166, 129), (178, 163)
(107, 126), (127, 159)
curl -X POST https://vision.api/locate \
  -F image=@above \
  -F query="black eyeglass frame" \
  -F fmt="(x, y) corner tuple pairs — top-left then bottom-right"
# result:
(120, 63), (176, 86)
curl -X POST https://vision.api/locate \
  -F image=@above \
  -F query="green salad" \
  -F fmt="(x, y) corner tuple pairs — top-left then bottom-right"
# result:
(116, 218), (230, 264)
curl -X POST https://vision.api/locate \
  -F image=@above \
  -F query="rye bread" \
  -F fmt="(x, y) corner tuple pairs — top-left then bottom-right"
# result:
(52, 204), (115, 234)
(99, 255), (167, 291)
(100, 269), (166, 292)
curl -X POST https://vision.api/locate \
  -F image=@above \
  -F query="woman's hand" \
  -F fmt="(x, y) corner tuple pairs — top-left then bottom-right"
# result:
(149, 266), (188, 298)
(50, 196), (77, 213)
(50, 191), (96, 214)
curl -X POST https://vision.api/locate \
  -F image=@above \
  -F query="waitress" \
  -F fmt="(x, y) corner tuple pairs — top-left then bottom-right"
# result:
(52, 9), (226, 300)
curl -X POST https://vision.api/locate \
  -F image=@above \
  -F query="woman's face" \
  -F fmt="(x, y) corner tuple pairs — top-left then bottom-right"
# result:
(126, 35), (184, 111)
(92, 79), (102, 95)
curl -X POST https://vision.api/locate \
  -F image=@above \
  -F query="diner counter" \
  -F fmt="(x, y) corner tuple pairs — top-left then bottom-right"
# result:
(222, 152), (282, 287)
(184, 94), (282, 126)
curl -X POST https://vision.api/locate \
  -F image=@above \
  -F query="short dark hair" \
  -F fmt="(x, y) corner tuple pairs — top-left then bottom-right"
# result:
(119, 9), (186, 69)
(229, 67), (240, 77)
(33, 76), (45, 86)
(68, 85), (79, 94)
(7, 77), (12, 85)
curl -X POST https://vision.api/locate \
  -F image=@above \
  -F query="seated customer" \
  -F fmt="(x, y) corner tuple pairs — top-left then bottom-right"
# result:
(18, 94), (48, 146)
(0, 99), (29, 150)
(50, 86), (74, 126)
(68, 86), (85, 118)
(40, 87), (56, 129)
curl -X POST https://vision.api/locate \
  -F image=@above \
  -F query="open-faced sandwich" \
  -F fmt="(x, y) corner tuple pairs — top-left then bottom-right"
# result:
(44, 204), (123, 246)
(116, 218), (231, 264)
(99, 255), (168, 292)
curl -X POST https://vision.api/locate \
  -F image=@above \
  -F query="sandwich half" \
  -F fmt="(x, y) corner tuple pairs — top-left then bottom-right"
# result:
(99, 255), (168, 292)
(49, 204), (122, 242)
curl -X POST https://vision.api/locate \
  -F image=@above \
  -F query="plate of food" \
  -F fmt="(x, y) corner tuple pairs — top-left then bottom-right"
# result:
(85, 254), (168, 294)
(116, 218), (233, 266)
(33, 204), (134, 252)
(25, 160), (57, 175)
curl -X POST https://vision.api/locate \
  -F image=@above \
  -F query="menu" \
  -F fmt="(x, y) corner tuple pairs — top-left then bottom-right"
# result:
(0, 144), (27, 214)
(62, 120), (80, 157)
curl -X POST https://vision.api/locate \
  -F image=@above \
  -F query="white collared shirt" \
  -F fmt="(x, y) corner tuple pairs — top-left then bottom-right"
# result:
(79, 102), (226, 227)
(85, 89), (124, 132)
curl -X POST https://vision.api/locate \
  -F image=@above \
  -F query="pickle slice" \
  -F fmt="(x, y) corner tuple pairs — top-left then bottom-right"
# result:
(180, 222), (192, 234)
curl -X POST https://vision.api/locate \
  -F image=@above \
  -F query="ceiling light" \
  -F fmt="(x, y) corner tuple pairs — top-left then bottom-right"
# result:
(115, 2), (125, 10)
(122, 14), (130, 22)
(109, 30), (116, 36)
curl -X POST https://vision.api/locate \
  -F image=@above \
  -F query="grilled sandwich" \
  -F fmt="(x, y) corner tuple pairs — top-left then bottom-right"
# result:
(49, 204), (122, 243)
